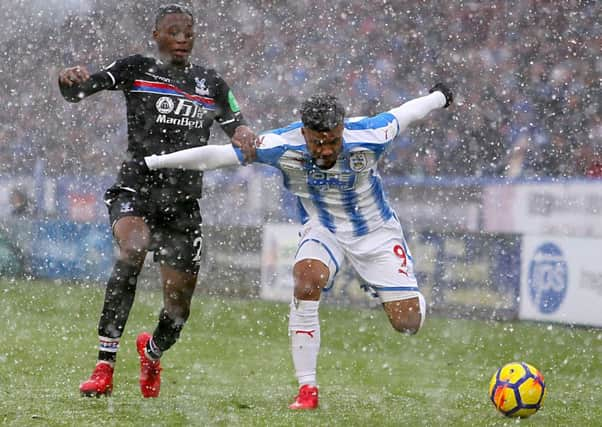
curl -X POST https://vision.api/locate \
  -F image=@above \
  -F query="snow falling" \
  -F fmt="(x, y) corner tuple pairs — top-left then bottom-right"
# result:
(0, 1), (600, 424)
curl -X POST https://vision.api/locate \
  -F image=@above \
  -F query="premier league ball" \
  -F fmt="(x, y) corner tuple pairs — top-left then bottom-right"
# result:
(488, 362), (546, 418)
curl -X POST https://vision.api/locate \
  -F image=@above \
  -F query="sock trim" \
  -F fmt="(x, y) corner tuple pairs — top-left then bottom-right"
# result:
(99, 336), (120, 353)
(145, 337), (162, 360)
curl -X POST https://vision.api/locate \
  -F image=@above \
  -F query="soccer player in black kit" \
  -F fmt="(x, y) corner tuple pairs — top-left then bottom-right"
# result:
(58, 4), (257, 398)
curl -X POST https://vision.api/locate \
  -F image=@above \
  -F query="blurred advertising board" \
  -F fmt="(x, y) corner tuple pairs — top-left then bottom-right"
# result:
(0, 227), (24, 277)
(259, 223), (521, 316)
(520, 235), (602, 327)
(30, 220), (114, 281)
(483, 182), (602, 238)
(259, 224), (298, 302)
(259, 223), (380, 306)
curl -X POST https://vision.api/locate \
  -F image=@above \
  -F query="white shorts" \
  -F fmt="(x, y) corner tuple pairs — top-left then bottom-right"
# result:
(294, 217), (421, 303)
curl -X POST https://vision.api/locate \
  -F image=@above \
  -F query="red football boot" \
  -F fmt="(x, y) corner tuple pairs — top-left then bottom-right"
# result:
(289, 384), (319, 410)
(136, 332), (162, 398)
(79, 362), (114, 397)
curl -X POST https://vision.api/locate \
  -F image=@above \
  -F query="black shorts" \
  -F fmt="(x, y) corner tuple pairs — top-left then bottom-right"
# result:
(104, 187), (203, 273)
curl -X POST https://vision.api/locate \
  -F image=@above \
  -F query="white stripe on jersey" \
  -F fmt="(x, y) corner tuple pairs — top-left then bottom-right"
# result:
(106, 71), (116, 87)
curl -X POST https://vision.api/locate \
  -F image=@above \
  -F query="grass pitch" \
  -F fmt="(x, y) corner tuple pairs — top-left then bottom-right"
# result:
(0, 279), (601, 426)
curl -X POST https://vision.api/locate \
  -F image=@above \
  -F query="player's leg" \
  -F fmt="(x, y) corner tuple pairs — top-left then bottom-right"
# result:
(155, 265), (198, 356)
(288, 224), (342, 410)
(80, 190), (150, 397)
(136, 200), (202, 398)
(345, 217), (426, 334)
(135, 264), (198, 398)
(382, 294), (426, 334)
(99, 216), (150, 351)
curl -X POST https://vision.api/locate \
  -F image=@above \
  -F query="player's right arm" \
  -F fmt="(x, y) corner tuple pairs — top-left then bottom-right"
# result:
(58, 55), (140, 102)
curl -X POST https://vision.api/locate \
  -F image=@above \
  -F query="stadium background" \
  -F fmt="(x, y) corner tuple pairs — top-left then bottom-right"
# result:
(0, 0), (600, 326)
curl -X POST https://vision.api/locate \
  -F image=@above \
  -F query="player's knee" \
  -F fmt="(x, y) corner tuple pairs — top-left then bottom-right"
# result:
(385, 294), (426, 335)
(118, 242), (149, 264)
(114, 221), (150, 263)
(293, 259), (329, 300)
(294, 284), (322, 300)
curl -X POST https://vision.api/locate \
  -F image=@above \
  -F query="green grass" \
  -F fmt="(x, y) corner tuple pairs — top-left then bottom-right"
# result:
(0, 279), (601, 426)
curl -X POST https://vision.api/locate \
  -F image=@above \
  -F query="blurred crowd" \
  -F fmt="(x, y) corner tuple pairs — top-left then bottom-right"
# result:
(1, 0), (600, 180)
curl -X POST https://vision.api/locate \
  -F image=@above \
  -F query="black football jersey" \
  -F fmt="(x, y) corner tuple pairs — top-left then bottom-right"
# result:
(59, 54), (247, 201)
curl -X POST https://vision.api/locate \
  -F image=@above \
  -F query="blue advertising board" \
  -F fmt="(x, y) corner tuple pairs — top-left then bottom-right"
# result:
(30, 220), (114, 282)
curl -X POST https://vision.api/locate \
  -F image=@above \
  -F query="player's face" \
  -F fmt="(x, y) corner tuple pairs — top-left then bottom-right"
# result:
(302, 124), (344, 170)
(153, 13), (194, 66)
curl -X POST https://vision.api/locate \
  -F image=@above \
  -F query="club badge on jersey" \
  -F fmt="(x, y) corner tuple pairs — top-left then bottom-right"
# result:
(349, 152), (368, 172)
(194, 77), (210, 96)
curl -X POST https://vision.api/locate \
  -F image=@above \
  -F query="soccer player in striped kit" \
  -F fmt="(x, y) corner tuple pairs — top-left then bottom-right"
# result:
(144, 83), (453, 408)
(58, 4), (257, 398)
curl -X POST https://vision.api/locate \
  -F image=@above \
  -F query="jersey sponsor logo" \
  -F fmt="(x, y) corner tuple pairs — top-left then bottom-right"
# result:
(155, 97), (207, 128)
(349, 152), (367, 172)
(308, 169), (356, 191)
(194, 77), (210, 96)
(156, 114), (204, 128)
(156, 96), (175, 114)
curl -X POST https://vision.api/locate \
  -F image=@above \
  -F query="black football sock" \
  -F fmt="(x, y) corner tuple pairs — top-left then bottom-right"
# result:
(97, 260), (141, 363)
(147, 309), (188, 359)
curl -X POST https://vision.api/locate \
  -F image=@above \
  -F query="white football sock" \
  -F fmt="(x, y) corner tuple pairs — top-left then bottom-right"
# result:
(289, 298), (320, 387)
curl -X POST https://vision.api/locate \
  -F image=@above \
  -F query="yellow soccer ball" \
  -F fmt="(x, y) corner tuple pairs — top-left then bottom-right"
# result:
(488, 362), (546, 418)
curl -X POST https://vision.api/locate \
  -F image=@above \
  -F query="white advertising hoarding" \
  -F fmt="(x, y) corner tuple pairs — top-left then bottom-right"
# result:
(260, 223), (299, 302)
(520, 235), (602, 327)
(484, 182), (602, 237)
(259, 223), (375, 306)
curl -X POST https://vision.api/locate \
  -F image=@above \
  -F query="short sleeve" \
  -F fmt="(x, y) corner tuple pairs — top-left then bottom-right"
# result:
(255, 133), (289, 166)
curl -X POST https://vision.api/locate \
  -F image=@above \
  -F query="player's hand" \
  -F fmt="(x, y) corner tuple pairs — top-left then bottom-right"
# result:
(231, 125), (259, 164)
(430, 83), (453, 108)
(58, 66), (91, 87)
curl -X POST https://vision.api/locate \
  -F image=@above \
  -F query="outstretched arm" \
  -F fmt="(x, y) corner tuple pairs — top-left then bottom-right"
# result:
(145, 145), (241, 171)
(58, 65), (115, 102)
(391, 83), (453, 133)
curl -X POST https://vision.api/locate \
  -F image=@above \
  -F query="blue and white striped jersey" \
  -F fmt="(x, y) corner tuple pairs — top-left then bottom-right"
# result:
(254, 112), (401, 237)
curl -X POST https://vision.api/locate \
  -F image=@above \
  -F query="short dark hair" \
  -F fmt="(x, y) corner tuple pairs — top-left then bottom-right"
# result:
(155, 3), (194, 29)
(300, 94), (345, 132)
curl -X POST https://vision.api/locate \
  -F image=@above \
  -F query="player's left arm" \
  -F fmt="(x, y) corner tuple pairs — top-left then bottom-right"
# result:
(390, 83), (453, 134)
(58, 55), (142, 102)
(145, 145), (242, 172)
(144, 133), (286, 171)
(214, 75), (258, 164)
(58, 65), (110, 102)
